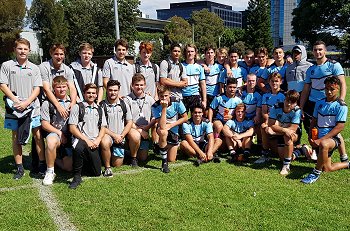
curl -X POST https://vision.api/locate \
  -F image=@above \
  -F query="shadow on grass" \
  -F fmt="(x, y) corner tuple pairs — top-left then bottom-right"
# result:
(0, 155), (32, 174)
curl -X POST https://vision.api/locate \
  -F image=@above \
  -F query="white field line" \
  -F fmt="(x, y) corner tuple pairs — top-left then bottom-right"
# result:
(32, 179), (78, 231)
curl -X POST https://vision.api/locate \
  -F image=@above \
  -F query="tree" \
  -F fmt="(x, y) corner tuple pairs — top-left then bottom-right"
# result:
(292, 0), (350, 58)
(245, 0), (273, 52)
(220, 28), (246, 48)
(28, 0), (69, 60)
(0, 0), (26, 62)
(164, 16), (192, 52)
(190, 9), (225, 52)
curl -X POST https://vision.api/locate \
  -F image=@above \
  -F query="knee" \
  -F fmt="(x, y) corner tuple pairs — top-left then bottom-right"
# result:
(158, 128), (168, 137)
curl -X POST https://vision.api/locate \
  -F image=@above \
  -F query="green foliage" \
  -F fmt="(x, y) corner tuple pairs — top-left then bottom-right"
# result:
(221, 28), (246, 49)
(0, 0), (26, 62)
(164, 16), (192, 52)
(292, 0), (350, 58)
(340, 33), (350, 59)
(28, 0), (69, 60)
(190, 9), (225, 52)
(245, 0), (273, 52)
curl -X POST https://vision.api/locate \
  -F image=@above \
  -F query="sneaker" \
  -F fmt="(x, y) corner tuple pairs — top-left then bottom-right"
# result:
(103, 168), (113, 177)
(301, 173), (320, 184)
(213, 155), (221, 163)
(131, 158), (138, 168)
(254, 155), (270, 164)
(42, 171), (56, 186)
(69, 176), (82, 189)
(13, 168), (25, 180)
(310, 149), (318, 161)
(161, 162), (170, 173)
(340, 155), (349, 163)
(194, 159), (202, 167)
(280, 165), (290, 176)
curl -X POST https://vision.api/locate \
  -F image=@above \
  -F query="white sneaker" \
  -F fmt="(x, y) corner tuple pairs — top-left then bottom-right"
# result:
(43, 171), (56, 186)
(280, 165), (290, 176)
(310, 149), (318, 161)
(254, 155), (270, 164)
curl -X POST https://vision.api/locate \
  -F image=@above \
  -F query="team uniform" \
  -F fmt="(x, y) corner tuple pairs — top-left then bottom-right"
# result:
(124, 92), (155, 150)
(225, 118), (254, 135)
(1, 60), (42, 130)
(152, 99), (187, 145)
(133, 60), (159, 99)
(250, 65), (268, 80)
(183, 118), (213, 151)
(267, 62), (288, 90)
(241, 89), (262, 120)
(159, 59), (187, 100)
(205, 62), (224, 107)
(39, 60), (74, 89)
(181, 62), (205, 109)
(313, 99), (348, 155)
(220, 66), (247, 87)
(210, 94), (242, 123)
(261, 91), (285, 112)
(238, 61), (258, 74)
(102, 57), (134, 97)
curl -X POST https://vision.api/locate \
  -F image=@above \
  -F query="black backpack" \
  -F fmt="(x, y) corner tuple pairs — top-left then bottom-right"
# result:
(99, 99), (128, 125)
(77, 102), (103, 129)
(135, 62), (158, 82)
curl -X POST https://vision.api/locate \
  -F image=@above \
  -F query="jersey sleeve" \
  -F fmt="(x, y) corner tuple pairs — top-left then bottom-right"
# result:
(291, 109), (302, 124)
(41, 101), (50, 122)
(159, 60), (168, 79)
(336, 105), (348, 123)
(125, 101), (132, 121)
(225, 119), (234, 129)
(39, 63), (50, 83)
(102, 59), (111, 78)
(68, 104), (80, 125)
(205, 122), (213, 134)
(182, 122), (191, 135)
(332, 62), (345, 76)
(199, 65), (205, 81)
(178, 101), (187, 114)
(210, 96), (219, 109)
(0, 62), (10, 84)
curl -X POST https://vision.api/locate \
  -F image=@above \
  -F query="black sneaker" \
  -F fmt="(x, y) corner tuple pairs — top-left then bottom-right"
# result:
(103, 168), (113, 177)
(194, 159), (202, 167)
(213, 155), (221, 163)
(69, 176), (82, 189)
(38, 163), (47, 178)
(131, 158), (138, 168)
(161, 161), (170, 173)
(13, 168), (25, 180)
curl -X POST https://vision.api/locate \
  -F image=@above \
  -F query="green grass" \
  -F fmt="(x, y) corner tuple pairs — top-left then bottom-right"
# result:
(1, 80), (350, 230)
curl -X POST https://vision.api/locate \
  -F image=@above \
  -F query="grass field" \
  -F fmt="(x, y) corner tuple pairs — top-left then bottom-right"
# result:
(1, 79), (350, 230)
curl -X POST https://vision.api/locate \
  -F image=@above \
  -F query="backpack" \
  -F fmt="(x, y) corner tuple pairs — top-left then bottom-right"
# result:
(167, 59), (183, 77)
(135, 62), (158, 82)
(99, 99), (128, 124)
(77, 102), (103, 129)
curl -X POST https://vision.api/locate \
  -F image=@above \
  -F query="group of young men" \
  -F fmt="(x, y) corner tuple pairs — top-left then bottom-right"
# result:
(0, 37), (348, 189)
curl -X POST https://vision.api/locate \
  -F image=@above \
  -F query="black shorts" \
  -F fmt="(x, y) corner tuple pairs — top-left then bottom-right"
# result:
(167, 131), (179, 145)
(197, 141), (208, 152)
(274, 127), (301, 147)
(182, 95), (201, 110)
(206, 95), (215, 109)
(316, 135), (341, 157)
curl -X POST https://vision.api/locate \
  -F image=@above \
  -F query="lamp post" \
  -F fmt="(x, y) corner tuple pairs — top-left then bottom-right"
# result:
(114, 0), (120, 39)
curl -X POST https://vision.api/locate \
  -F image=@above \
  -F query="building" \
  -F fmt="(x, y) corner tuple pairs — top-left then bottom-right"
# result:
(270, 0), (301, 49)
(157, 1), (242, 28)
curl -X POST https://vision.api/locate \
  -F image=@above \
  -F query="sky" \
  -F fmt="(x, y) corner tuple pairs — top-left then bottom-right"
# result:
(26, 0), (249, 19)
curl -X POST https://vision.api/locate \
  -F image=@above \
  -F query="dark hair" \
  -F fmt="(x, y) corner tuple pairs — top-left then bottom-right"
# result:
(313, 40), (326, 47)
(157, 85), (171, 95)
(132, 73), (146, 85)
(243, 49), (254, 57)
(114, 39), (128, 50)
(170, 43), (181, 52)
(226, 77), (238, 85)
(107, 79), (121, 90)
(190, 104), (204, 113)
(256, 47), (268, 56)
(273, 47), (284, 53)
(285, 90), (300, 104)
(84, 83), (98, 93)
(228, 47), (240, 56)
(50, 44), (66, 55)
(204, 45), (216, 54)
(324, 76), (340, 86)
(268, 72), (282, 82)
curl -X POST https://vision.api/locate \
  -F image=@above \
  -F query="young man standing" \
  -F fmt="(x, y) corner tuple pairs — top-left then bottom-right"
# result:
(301, 76), (349, 184)
(182, 44), (206, 110)
(68, 84), (106, 189)
(180, 105), (222, 165)
(267, 47), (289, 91)
(124, 74), (155, 164)
(159, 43), (188, 100)
(221, 48), (247, 87)
(238, 49), (257, 74)
(100, 80), (133, 176)
(41, 76), (72, 185)
(134, 41), (159, 99)
(208, 78), (242, 138)
(70, 43), (103, 103)
(252, 47), (269, 93)
(0, 38), (45, 179)
(102, 39), (134, 97)
(265, 90), (302, 175)
(152, 85), (188, 173)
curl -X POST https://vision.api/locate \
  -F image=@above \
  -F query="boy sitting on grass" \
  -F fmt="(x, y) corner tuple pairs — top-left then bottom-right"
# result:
(222, 103), (254, 162)
(264, 90), (301, 175)
(152, 85), (188, 173)
(301, 76), (349, 184)
(180, 104), (222, 165)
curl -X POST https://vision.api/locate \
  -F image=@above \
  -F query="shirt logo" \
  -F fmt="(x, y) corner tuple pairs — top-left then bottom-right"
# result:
(10, 71), (16, 74)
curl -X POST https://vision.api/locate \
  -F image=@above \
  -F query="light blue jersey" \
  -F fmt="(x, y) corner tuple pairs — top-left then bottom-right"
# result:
(152, 99), (187, 135)
(205, 63), (224, 96)
(250, 65), (268, 80)
(267, 62), (288, 81)
(306, 60), (344, 102)
(183, 119), (213, 144)
(269, 102), (301, 126)
(238, 61), (258, 74)
(262, 92), (285, 111)
(313, 99), (347, 138)
(210, 94), (242, 122)
(182, 62), (205, 97)
(220, 66), (248, 87)
(241, 90), (262, 120)
(225, 118), (254, 134)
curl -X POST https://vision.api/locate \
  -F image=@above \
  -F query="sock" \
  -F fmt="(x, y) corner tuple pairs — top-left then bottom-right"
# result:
(283, 157), (292, 166)
(340, 154), (349, 162)
(16, 163), (24, 170)
(160, 147), (168, 163)
(47, 167), (54, 174)
(312, 168), (322, 176)
(292, 149), (302, 158)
